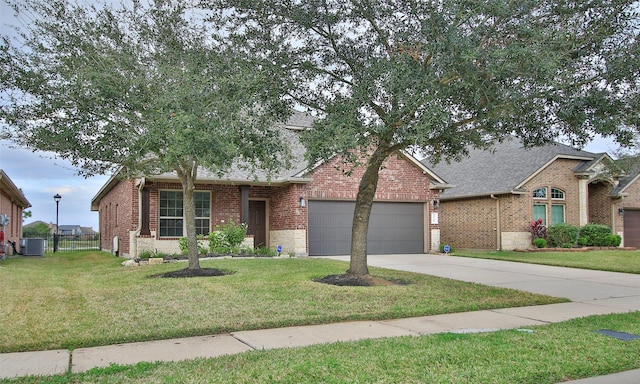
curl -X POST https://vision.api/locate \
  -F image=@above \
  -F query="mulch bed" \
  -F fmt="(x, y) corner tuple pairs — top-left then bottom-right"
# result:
(313, 273), (401, 286)
(150, 268), (230, 278)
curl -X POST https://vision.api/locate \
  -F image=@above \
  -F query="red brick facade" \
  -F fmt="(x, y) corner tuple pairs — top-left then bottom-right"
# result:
(95, 153), (440, 257)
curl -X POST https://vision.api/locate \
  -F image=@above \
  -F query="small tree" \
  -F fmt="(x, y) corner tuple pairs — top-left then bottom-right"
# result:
(1, 0), (291, 270)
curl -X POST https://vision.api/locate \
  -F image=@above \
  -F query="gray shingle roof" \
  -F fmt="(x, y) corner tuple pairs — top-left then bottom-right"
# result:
(152, 110), (313, 184)
(424, 137), (598, 199)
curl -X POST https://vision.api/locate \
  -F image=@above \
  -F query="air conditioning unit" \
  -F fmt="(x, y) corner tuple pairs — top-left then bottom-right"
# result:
(21, 238), (45, 256)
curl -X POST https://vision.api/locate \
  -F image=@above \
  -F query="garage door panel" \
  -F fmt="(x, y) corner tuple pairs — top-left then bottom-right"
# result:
(624, 210), (640, 248)
(309, 201), (424, 256)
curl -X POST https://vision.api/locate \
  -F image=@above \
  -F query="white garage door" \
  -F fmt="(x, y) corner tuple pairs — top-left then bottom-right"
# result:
(308, 201), (425, 256)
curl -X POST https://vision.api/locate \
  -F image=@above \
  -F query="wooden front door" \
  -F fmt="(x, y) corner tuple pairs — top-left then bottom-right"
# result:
(248, 200), (266, 247)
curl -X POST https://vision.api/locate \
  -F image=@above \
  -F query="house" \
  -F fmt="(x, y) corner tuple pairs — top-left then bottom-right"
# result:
(424, 137), (630, 250)
(611, 164), (640, 248)
(57, 225), (94, 236)
(91, 111), (450, 258)
(0, 169), (32, 255)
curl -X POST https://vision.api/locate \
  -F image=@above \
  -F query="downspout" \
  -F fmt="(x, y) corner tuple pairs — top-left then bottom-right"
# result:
(491, 194), (501, 250)
(132, 177), (146, 258)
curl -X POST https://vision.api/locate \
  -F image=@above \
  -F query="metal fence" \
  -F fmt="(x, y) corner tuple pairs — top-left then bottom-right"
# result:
(21, 233), (101, 253)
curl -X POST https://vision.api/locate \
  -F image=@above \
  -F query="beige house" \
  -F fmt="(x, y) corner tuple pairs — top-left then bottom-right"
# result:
(0, 169), (32, 255)
(425, 138), (630, 250)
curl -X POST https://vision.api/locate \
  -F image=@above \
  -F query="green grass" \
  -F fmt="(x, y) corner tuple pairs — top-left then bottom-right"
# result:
(4, 312), (639, 383)
(455, 249), (640, 274)
(0, 251), (565, 353)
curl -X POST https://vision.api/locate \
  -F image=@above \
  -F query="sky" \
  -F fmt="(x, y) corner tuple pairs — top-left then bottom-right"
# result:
(0, 1), (627, 231)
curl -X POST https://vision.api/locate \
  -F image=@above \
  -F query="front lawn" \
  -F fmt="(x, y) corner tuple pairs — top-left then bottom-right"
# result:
(0, 251), (564, 353)
(455, 249), (640, 273)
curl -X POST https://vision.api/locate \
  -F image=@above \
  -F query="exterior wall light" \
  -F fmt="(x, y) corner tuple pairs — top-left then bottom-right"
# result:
(299, 196), (306, 208)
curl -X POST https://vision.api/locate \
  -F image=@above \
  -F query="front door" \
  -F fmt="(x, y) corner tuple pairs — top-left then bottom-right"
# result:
(248, 200), (266, 247)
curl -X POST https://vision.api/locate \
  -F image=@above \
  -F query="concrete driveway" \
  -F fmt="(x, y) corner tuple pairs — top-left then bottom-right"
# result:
(324, 253), (640, 312)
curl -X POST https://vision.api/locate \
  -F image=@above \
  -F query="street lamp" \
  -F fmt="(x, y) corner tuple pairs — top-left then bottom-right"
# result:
(53, 194), (61, 253)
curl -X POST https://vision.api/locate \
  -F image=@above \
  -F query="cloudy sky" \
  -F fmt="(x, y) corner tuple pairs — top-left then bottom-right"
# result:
(0, 1), (624, 231)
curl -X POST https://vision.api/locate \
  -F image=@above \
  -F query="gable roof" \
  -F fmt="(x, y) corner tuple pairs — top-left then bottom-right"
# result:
(92, 110), (447, 209)
(0, 169), (32, 208)
(423, 137), (599, 200)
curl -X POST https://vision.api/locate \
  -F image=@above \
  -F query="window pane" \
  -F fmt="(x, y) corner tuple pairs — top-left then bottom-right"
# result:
(194, 191), (211, 218)
(159, 219), (183, 237)
(160, 191), (183, 217)
(195, 218), (210, 236)
(533, 204), (547, 226)
(551, 204), (565, 224)
(551, 188), (565, 199)
(533, 188), (547, 198)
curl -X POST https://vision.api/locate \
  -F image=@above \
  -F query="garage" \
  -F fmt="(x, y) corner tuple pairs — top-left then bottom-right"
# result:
(308, 201), (425, 256)
(623, 209), (640, 248)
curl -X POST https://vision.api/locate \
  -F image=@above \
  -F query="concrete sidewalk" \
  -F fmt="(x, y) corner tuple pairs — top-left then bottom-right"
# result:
(2, 254), (639, 382)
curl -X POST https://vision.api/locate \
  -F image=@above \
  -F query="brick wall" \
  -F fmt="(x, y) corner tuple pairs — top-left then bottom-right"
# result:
(98, 179), (136, 255)
(440, 196), (498, 249)
(522, 158), (584, 226)
(0, 189), (25, 251)
(439, 158), (594, 250)
(588, 182), (613, 225)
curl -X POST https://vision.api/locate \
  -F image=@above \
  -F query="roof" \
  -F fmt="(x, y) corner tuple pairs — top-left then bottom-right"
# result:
(91, 110), (448, 209)
(0, 169), (32, 208)
(423, 137), (599, 199)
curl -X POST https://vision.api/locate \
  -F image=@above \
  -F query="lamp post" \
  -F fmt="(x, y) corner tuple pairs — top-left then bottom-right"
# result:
(53, 194), (61, 253)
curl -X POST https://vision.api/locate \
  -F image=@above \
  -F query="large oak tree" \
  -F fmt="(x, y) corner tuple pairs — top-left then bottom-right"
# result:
(210, 0), (639, 276)
(0, 0), (291, 269)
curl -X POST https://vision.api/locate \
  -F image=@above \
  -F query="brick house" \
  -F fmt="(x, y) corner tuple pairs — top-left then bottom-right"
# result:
(425, 138), (630, 250)
(0, 169), (31, 256)
(91, 111), (449, 258)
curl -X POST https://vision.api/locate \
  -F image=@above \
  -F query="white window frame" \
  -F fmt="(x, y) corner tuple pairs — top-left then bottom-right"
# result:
(159, 190), (211, 237)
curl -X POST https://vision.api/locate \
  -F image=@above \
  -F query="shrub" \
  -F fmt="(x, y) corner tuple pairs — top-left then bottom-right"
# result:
(577, 237), (588, 246)
(533, 238), (547, 248)
(254, 246), (277, 257)
(179, 237), (207, 255)
(604, 234), (622, 247)
(579, 224), (613, 246)
(547, 223), (579, 247)
(208, 221), (249, 254)
(530, 219), (547, 241)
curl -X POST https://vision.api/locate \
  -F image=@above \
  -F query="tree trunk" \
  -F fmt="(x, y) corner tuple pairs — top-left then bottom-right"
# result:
(177, 161), (201, 270)
(348, 149), (386, 276)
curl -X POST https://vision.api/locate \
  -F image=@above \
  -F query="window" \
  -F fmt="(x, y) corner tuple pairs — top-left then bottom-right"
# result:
(551, 188), (565, 200)
(159, 191), (211, 237)
(551, 204), (565, 224)
(533, 204), (547, 225)
(533, 187), (547, 199)
(194, 192), (211, 235)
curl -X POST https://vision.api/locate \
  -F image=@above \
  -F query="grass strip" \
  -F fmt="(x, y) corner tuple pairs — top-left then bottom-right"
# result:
(455, 249), (640, 274)
(4, 312), (639, 384)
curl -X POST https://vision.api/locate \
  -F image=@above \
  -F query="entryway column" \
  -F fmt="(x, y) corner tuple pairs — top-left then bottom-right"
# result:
(578, 177), (589, 226)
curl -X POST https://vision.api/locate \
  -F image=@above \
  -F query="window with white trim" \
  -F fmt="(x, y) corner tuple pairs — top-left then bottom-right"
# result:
(533, 187), (547, 199)
(159, 190), (211, 237)
(532, 187), (566, 225)
(551, 188), (565, 200)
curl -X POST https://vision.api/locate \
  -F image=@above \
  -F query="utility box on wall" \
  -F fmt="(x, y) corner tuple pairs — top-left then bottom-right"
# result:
(21, 238), (45, 256)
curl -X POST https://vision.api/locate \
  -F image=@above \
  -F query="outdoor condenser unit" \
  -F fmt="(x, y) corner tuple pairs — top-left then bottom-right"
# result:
(21, 238), (45, 256)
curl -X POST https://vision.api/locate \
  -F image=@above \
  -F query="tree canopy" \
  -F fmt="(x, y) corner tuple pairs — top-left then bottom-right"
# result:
(210, 0), (640, 275)
(1, 0), (291, 268)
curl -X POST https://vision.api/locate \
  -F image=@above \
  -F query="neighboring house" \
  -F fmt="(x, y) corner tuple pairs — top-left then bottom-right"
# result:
(0, 169), (32, 255)
(57, 225), (90, 236)
(425, 138), (629, 250)
(91, 111), (450, 258)
(611, 165), (640, 248)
